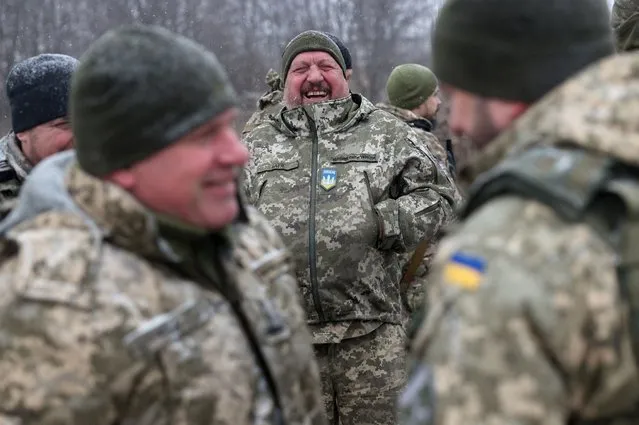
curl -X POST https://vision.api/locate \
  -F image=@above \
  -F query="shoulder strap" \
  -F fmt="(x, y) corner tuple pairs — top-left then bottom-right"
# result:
(400, 222), (457, 291)
(401, 239), (431, 288)
(462, 145), (615, 222)
(604, 178), (639, 372)
(570, 179), (639, 424)
(446, 139), (456, 176)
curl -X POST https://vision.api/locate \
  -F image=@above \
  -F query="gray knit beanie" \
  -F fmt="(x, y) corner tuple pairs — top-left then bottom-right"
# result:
(71, 25), (236, 177)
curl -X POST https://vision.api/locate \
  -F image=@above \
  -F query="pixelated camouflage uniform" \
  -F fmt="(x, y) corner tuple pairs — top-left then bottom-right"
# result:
(0, 152), (326, 425)
(0, 131), (32, 218)
(375, 102), (463, 315)
(243, 94), (459, 425)
(242, 69), (284, 135)
(401, 53), (639, 425)
(375, 103), (448, 168)
(612, 0), (639, 51)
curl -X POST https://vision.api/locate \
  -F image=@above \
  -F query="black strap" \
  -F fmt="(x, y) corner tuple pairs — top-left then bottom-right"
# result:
(445, 139), (456, 176)
(163, 237), (285, 423)
(0, 160), (17, 182)
(202, 242), (285, 418)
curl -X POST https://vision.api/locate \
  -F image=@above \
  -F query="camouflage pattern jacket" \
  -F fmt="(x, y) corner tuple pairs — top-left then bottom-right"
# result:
(0, 152), (325, 425)
(375, 102), (448, 170)
(401, 54), (639, 425)
(375, 102), (463, 315)
(612, 0), (639, 51)
(0, 131), (32, 218)
(242, 69), (284, 135)
(243, 94), (459, 328)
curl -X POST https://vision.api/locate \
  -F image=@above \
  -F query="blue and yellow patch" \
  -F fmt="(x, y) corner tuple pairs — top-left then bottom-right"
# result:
(443, 252), (486, 291)
(320, 167), (337, 191)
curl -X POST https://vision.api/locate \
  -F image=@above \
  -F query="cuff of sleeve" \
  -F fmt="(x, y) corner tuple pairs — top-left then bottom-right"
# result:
(374, 199), (401, 250)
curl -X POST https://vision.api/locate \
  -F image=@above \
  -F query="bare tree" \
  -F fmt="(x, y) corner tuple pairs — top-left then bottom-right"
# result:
(0, 0), (442, 132)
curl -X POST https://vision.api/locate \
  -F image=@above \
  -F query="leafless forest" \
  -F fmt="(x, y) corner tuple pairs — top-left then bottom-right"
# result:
(0, 0), (445, 132)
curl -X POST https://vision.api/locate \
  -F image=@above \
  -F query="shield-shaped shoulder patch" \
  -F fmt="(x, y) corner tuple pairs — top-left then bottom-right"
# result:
(320, 168), (337, 191)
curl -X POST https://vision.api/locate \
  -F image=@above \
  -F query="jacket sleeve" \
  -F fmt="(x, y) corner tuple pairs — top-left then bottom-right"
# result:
(400, 200), (633, 425)
(0, 257), (121, 424)
(241, 133), (258, 205)
(373, 131), (461, 252)
(0, 234), (172, 425)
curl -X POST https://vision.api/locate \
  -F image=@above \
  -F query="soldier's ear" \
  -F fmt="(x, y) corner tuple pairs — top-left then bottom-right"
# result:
(107, 169), (136, 190)
(345, 70), (353, 82)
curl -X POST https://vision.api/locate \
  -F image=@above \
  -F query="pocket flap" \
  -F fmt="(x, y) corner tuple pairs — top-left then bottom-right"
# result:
(18, 278), (92, 309)
(124, 297), (226, 359)
(257, 160), (299, 173)
(331, 153), (378, 164)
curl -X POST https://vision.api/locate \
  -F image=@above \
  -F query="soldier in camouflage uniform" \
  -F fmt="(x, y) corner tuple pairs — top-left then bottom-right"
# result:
(376, 64), (453, 175)
(0, 25), (325, 425)
(376, 64), (462, 320)
(613, 0), (639, 51)
(398, 0), (637, 424)
(242, 32), (353, 136)
(243, 30), (459, 425)
(0, 54), (77, 218)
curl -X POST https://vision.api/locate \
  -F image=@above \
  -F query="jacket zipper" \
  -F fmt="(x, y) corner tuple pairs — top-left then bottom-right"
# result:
(308, 117), (325, 321)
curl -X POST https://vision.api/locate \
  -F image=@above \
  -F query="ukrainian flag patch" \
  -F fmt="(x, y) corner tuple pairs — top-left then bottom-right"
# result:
(443, 252), (486, 291)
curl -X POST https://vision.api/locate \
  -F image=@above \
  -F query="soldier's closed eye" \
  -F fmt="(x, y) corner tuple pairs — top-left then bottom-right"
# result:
(53, 119), (71, 129)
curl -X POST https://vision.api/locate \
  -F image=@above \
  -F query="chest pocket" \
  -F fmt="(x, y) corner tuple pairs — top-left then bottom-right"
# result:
(233, 223), (301, 343)
(331, 153), (378, 165)
(329, 153), (380, 204)
(256, 160), (299, 174)
(238, 268), (294, 346)
(124, 296), (227, 361)
(254, 159), (300, 205)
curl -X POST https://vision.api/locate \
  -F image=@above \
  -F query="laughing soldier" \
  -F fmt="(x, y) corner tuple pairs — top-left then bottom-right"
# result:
(242, 30), (459, 425)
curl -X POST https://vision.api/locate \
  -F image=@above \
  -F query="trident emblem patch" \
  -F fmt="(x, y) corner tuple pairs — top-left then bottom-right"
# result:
(320, 168), (337, 191)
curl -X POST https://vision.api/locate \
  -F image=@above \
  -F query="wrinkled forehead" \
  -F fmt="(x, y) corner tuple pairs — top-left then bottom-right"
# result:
(289, 51), (339, 69)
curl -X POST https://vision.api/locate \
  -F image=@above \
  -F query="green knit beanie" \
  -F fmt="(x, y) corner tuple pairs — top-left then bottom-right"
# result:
(433, 0), (615, 103)
(386, 64), (438, 110)
(281, 30), (346, 81)
(70, 25), (236, 177)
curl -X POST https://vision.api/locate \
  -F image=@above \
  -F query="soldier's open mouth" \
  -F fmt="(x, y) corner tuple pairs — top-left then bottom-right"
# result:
(304, 90), (329, 100)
